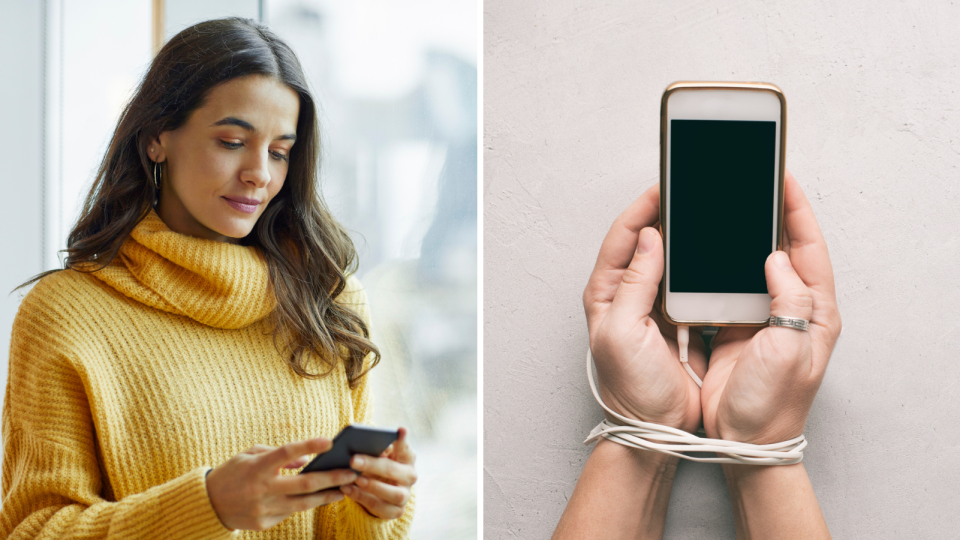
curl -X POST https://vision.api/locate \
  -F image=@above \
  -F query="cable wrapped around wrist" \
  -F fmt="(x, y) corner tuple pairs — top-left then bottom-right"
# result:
(584, 347), (806, 465)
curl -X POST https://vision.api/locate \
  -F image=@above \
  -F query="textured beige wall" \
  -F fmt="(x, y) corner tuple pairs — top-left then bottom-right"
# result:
(484, 2), (960, 538)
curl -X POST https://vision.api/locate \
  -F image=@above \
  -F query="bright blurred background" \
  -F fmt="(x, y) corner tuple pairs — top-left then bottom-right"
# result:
(0, 1), (477, 538)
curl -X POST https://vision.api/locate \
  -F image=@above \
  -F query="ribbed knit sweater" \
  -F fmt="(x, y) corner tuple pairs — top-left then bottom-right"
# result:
(1, 208), (414, 539)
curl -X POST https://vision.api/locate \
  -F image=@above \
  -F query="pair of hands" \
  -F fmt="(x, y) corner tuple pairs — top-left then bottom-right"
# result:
(206, 427), (416, 531)
(584, 171), (842, 444)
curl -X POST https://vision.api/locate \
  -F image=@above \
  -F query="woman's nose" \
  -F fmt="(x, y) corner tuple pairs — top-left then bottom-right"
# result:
(240, 151), (271, 187)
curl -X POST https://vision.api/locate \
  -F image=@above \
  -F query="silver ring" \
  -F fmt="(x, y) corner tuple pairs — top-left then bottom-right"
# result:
(768, 316), (809, 331)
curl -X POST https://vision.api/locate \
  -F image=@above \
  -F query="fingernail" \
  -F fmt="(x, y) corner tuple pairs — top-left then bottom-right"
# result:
(353, 456), (365, 468)
(637, 228), (656, 254)
(774, 251), (793, 271)
(341, 485), (354, 495)
(356, 476), (368, 487)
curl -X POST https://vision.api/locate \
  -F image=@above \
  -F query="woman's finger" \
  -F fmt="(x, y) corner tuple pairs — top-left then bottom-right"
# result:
(603, 227), (664, 331)
(766, 251), (814, 323)
(245, 443), (310, 468)
(781, 170), (842, 366)
(261, 437), (332, 473)
(387, 428), (417, 465)
(272, 469), (358, 496)
(242, 444), (276, 455)
(355, 476), (412, 507)
(351, 454), (418, 487)
(285, 488), (345, 513)
(283, 456), (311, 469)
(781, 170), (836, 302)
(341, 484), (405, 520)
(583, 184), (660, 328)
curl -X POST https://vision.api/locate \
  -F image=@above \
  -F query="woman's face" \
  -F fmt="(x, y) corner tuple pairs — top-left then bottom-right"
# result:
(149, 74), (300, 244)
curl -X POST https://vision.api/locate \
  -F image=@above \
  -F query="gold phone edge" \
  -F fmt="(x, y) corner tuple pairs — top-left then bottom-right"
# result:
(657, 81), (787, 327)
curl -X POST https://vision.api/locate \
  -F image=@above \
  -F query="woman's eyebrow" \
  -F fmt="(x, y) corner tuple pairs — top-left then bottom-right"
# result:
(210, 116), (297, 141)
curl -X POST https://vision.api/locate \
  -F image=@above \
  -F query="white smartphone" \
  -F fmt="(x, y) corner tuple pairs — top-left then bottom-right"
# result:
(659, 81), (786, 326)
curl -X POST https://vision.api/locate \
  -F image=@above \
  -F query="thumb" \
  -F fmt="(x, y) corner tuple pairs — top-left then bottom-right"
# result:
(389, 427), (417, 465)
(766, 251), (813, 322)
(605, 227), (664, 324)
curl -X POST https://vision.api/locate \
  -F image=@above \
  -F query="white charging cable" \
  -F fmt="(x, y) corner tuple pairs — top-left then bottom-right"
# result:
(676, 326), (702, 387)
(584, 325), (806, 464)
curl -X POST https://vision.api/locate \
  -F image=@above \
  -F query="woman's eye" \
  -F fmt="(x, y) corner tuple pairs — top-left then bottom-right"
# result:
(221, 140), (287, 162)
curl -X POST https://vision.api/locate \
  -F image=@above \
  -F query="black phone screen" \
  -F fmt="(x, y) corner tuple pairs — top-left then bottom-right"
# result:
(669, 119), (776, 294)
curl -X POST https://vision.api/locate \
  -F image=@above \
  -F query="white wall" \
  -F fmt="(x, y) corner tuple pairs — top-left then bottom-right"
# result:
(484, 1), (960, 538)
(57, 0), (152, 270)
(0, 0), (152, 421)
(0, 0), (44, 387)
(164, 0), (260, 40)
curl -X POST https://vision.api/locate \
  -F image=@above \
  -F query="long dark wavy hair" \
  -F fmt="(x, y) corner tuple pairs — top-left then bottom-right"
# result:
(13, 17), (379, 387)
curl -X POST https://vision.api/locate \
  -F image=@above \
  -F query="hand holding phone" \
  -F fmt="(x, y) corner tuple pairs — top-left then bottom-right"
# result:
(700, 170), (842, 446)
(299, 424), (399, 474)
(335, 426), (418, 521)
(582, 185), (708, 435)
(206, 437), (357, 532)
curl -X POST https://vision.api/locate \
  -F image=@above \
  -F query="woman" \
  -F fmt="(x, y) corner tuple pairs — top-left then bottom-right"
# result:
(2, 18), (416, 539)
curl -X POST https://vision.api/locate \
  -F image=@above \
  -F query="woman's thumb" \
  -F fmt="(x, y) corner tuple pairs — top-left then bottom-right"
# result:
(765, 251), (813, 322)
(606, 227), (664, 322)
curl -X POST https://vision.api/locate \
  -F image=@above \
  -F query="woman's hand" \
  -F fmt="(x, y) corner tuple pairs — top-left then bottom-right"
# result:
(205, 437), (356, 531)
(701, 170), (843, 444)
(340, 427), (417, 519)
(583, 184), (706, 434)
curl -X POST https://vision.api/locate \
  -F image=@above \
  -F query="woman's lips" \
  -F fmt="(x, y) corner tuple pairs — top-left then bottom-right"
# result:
(223, 197), (258, 214)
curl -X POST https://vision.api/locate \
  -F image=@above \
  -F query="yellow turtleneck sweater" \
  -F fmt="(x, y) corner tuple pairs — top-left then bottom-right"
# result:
(1, 209), (414, 539)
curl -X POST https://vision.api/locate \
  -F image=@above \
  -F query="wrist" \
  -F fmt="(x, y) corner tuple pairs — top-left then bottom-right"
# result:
(721, 460), (804, 487)
(554, 439), (679, 540)
(716, 417), (806, 446)
(595, 438), (680, 485)
(720, 461), (830, 539)
(204, 466), (237, 532)
(599, 395), (700, 435)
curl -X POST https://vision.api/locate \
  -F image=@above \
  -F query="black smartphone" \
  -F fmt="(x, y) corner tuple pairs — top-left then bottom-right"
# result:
(299, 424), (399, 474)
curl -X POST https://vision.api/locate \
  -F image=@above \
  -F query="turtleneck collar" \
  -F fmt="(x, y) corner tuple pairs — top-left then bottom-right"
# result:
(87, 208), (277, 329)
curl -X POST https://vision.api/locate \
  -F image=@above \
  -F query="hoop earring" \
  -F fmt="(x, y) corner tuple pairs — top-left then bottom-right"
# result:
(153, 161), (161, 190)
